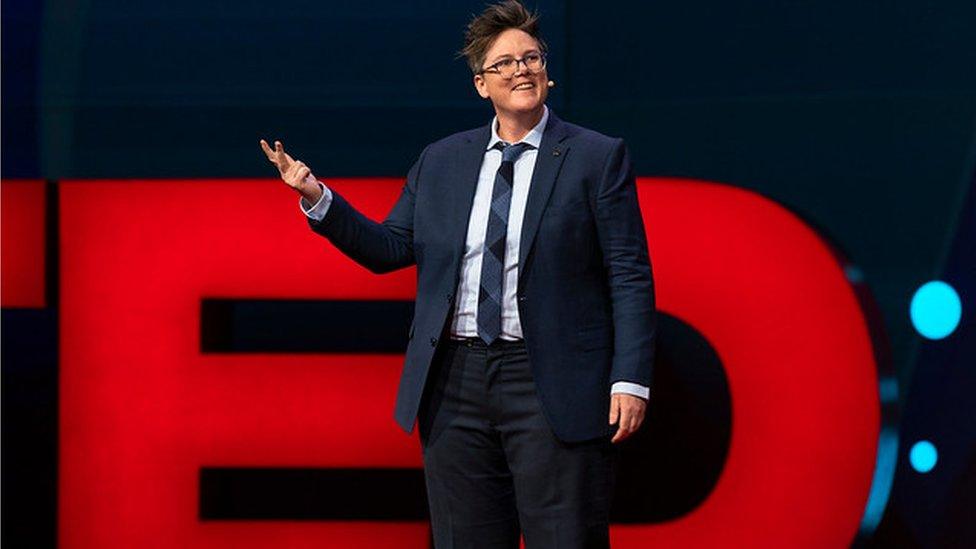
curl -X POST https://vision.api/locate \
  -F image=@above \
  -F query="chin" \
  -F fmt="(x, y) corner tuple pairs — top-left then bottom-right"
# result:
(506, 96), (545, 113)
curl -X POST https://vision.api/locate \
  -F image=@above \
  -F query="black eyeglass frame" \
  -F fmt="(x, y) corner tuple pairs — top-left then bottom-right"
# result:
(477, 52), (547, 79)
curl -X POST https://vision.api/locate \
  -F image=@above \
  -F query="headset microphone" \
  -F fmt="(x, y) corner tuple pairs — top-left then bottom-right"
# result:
(547, 80), (555, 88)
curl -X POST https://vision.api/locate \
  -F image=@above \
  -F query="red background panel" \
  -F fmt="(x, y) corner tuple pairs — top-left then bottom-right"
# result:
(60, 179), (425, 548)
(618, 178), (879, 548)
(1, 179), (46, 308)
(59, 178), (879, 548)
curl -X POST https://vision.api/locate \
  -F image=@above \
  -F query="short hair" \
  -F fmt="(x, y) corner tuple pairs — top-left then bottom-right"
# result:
(459, 0), (548, 75)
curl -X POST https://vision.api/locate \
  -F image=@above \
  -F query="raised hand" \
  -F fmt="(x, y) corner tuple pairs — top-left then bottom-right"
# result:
(259, 139), (322, 203)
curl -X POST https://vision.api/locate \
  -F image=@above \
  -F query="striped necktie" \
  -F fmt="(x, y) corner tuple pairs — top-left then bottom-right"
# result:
(477, 141), (534, 345)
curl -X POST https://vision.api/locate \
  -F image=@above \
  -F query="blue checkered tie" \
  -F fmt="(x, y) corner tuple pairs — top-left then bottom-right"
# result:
(478, 141), (534, 345)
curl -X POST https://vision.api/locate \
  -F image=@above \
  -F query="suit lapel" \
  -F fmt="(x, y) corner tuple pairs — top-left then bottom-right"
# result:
(518, 112), (571, 280)
(450, 124), (492, 257)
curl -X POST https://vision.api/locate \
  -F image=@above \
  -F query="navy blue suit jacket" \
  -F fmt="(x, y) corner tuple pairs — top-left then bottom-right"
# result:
(308, 111), (656, 442)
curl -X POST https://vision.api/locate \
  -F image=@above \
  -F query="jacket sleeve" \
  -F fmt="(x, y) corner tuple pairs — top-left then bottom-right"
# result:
(593, 138), (656, 388)
(306, 145), (429, 274)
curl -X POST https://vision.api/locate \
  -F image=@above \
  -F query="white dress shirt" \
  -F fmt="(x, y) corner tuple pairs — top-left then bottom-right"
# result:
(300, 105), (649, 401)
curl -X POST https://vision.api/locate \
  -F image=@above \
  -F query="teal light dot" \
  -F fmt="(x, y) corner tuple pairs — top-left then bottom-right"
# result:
(909, 440), (938, 473)
(910, 281), (962, 339)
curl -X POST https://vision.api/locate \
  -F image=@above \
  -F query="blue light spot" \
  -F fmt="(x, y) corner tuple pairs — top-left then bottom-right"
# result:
(910, 281), (962, 339)
(909, 440), (938, 473)
(878, 377), (899, 403)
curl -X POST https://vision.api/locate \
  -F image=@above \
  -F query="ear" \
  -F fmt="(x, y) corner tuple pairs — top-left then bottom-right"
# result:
(473, 74), (490, 99)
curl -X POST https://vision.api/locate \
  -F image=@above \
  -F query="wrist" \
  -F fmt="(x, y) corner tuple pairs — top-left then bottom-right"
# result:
(300, 180), (323, 204)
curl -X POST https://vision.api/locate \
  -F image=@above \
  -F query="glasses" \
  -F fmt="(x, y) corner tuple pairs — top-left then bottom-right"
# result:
(478, 52), (546, 79)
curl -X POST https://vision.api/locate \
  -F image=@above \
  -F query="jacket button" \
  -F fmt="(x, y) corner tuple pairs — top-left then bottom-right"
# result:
(430, 337), (438, 347)
(518, 296), (526, 302)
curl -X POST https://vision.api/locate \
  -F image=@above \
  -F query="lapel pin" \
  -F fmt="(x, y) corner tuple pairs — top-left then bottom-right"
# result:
(553, 148), (561, 156)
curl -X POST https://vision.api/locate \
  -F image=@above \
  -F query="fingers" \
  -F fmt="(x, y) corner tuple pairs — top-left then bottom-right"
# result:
(275, 140), (293, 172)
(259, 139), (293, 175)
(609, 395), (620, 426)
(284, 160), (300, 183)
(284, 160), (311, 189)
(261, 138), (312, 188)
(275, 140), (285, 164)
(610, 394), (647, 444)
(259, 139), (275, 161)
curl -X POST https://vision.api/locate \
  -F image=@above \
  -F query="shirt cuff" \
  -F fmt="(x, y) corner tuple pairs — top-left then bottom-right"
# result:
(300, 181), (333, 221)
(611, 381), (649, 400)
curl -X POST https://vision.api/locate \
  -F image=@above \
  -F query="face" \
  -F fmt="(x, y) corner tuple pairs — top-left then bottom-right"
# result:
(473, 28), (548, 117)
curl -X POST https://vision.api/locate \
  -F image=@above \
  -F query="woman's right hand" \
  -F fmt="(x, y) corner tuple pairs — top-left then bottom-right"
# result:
(259, 139), (322, 203)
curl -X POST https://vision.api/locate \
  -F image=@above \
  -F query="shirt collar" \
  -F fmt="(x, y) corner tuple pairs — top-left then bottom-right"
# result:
(486, 104), (549, 151)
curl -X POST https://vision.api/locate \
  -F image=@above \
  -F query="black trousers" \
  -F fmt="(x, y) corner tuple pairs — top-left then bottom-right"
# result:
(417, 337), (616, 548)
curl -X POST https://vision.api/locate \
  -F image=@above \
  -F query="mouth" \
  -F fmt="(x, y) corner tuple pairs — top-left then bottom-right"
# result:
(511, 81), (536, 92)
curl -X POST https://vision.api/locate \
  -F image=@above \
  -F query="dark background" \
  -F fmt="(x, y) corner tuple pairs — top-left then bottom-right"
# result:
(3, 1), (974, 547)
